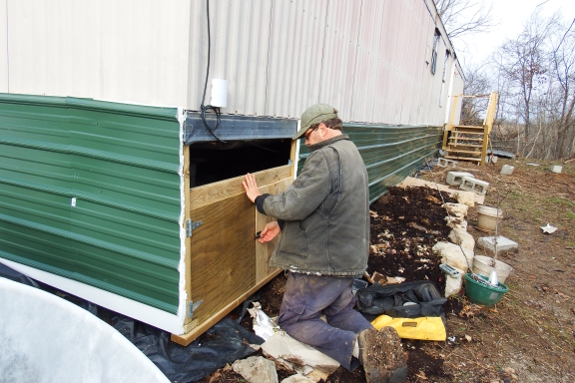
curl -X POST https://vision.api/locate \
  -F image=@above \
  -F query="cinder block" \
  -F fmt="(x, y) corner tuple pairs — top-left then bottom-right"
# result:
(477, 236), (518, 252)
(459, 176), (489, 195)
(437, 158), (458, 168)
(500, 165), (514, 175)
(551, 165), (562, 173)
(446, 171), (475, 186)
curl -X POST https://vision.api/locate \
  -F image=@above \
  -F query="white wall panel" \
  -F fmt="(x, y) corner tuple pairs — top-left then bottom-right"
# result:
(0, 0), (7, 92)
(3, 0), (464, 126)
(6, 0), (190, 107)
(348, 0), (384, 123)
(267, 0), (328, 118)
(374, 0), (401, 124)
(319, 0), (362, 121)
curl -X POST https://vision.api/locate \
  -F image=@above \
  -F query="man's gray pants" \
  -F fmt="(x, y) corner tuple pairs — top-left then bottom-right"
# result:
(277, 272), (374, 370)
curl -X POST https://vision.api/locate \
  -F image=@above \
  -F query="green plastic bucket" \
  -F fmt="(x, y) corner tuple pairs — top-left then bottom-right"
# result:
(465, 273), (508, 307)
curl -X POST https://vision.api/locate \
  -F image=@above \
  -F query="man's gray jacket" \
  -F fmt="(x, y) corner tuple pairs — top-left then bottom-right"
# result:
(255, 135), (369, 277)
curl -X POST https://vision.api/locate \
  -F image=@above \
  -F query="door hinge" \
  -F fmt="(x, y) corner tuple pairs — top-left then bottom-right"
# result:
(185, 219), (202, 237)
(187, 299), (203, 319)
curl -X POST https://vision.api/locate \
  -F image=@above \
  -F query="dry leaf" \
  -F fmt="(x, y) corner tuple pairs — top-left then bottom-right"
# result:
(371, 271), (388, 285)
(427, 195), (441, 204)
(386, 276), (406, 284)
(415, 370), (428, 380)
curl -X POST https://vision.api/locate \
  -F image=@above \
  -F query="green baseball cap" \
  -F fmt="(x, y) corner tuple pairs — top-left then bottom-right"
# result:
(293, 103), (339, 140)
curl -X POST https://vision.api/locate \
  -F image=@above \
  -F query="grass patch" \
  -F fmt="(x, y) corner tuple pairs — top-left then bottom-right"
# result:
(547, 197), (575, 208)
(543, 197), (575, 221)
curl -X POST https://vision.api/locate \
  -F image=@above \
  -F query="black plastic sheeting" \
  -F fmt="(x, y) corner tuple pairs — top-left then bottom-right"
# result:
(0, 262), (263, 382)
(355, 280), (446, 321)
(488, 148), (516, 159)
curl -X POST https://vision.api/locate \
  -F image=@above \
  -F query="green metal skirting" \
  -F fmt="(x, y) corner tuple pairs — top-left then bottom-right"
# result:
(0, 94), (182, 314)
(298, 124), (443, 203)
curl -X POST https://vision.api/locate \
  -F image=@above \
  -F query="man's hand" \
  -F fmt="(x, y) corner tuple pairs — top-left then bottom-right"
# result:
(242, 173), (262, 203)
(258, 221), (281, 243)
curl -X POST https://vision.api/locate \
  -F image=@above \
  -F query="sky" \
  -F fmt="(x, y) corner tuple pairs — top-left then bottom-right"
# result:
(453, 0), (575, 69)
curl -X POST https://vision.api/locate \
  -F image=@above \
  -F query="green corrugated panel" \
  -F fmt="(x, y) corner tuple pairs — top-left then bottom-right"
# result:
(298, 124), (443, 203)
(0, 94), (182, 314)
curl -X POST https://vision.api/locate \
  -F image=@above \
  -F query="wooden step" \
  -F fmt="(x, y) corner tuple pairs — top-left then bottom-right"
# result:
(449, 137), (484, 142)
(451, 129), (485, 135)
(444, 155), (482, 162)
(448, 143), (483, 148)
(454, 125), (484, 130)
(445, 148), (482, 155)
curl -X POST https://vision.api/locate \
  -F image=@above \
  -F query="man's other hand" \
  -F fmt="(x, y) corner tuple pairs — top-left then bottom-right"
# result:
(242, 173), (262, 203)
(258, 221), (281, 243)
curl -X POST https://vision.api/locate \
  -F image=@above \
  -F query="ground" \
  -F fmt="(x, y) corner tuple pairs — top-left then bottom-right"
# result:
(199, 157), (575, 383)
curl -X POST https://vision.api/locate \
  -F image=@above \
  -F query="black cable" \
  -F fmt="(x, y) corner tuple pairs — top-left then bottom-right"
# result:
(200, 0), (226, 144)
(248, 141), (285, 154)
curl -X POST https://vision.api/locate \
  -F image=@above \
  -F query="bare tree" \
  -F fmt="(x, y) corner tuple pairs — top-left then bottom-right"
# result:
(460, 64), (491, 126)
(493, 12), (557, 144)
(434, 0), (497, 39)
(485, 10), (575, 160)
(551, 18), (575, 158)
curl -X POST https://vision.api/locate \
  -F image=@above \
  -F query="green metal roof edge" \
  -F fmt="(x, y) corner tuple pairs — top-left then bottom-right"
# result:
(344, 123), (431, 129)
(0, 93), (179, 121)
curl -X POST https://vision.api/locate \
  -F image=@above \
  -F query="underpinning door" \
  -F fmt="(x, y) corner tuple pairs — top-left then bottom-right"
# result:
(176, 164), (292, 344)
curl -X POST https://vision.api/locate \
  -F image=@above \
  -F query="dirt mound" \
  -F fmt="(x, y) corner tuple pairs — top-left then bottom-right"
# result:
(368, 186), (456, 295)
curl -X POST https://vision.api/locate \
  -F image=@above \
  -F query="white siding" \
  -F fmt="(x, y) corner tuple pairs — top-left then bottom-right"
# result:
(0, 0), (7, 92)
(4, 0), (190, 107)
(1, 0), (464, 126)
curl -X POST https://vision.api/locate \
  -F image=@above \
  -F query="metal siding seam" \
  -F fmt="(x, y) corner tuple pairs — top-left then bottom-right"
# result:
(0, 177), (177, 222)
(0, 137), (177, 173)
(0, 213), (177, 269)
(317, 0), (329, 107)
(349, 0), (364, 121)
(264, 0), (274, 116)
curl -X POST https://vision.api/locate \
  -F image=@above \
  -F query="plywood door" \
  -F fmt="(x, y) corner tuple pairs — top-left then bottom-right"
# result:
(185, 165), (292, 332)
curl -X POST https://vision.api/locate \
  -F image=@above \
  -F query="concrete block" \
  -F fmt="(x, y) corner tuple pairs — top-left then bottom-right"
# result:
(500, 165), (514, 175)
(551, 165), (562, 173)
(477, 236), (518, 253)
(459, 176), (489, 195)
(446, 171), (475, 186)
(437, 158), (458, 167)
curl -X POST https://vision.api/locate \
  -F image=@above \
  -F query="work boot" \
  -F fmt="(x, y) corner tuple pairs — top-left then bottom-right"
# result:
(358, 326), (407, 383)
